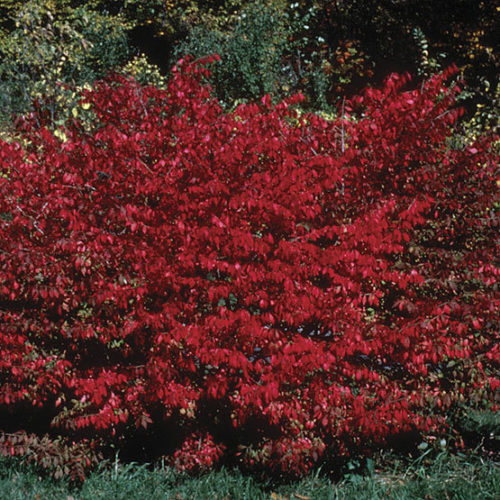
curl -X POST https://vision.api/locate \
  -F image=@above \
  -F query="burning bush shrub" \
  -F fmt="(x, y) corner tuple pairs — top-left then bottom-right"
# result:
(0, 58), (498, 478)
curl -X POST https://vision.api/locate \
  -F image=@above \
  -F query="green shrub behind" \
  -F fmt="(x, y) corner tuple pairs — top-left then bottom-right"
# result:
(174, 2), (290, 107)
(0, 1), (129, 128)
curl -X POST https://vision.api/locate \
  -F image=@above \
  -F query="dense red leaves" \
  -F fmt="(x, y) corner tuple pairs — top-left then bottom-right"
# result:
(0, 58), (498, 475)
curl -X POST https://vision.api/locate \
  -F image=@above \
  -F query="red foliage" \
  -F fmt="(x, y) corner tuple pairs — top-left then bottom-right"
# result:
(0, 58), (498, 476)
(170, 431), (226, 473)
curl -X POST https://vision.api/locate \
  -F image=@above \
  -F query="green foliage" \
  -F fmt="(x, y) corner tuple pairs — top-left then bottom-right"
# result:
(458, 408), (500, 449)
(76, 1), (252, 39)
(173, 2), (290, 107)
(0, 451), (498, 499)
(86, 0), (174, 33)
(0, 0), (129, 128)
(173, 1), (374, 111)
(412, 27), (446, 78)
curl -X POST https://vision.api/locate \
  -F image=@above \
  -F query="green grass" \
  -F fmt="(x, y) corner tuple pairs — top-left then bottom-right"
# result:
(0, 451), (498, 500)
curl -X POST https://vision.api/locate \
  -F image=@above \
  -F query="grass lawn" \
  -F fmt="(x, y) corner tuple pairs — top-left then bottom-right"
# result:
(1, 450), (498, 500)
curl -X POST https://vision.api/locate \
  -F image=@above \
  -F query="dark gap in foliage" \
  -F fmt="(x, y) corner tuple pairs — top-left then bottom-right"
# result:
(129, 25), (174, 75)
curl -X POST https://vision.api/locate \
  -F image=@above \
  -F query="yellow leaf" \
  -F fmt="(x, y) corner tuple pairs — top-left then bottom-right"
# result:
(72, 107), (78, 118)
(54, 129), (67, 142)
